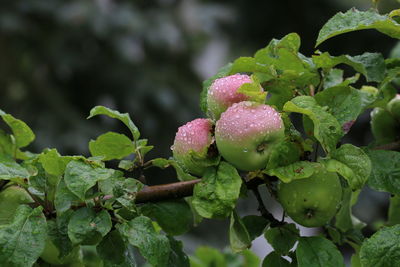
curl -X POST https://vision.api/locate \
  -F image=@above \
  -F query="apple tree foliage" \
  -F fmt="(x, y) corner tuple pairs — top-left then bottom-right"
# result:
(1, 6), (400, 267)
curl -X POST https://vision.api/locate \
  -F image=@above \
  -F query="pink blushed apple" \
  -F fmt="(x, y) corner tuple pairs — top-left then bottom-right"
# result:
(172, 118), (215, 176)
(207, 74), (256, 120)
(215, 101), (285, 171)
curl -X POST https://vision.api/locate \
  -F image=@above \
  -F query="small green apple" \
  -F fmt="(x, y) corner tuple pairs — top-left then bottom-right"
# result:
(370, 107), (399, 144)
(0, 185), (34, 225)
(277, 167), (342, 227)
(172, 118), (217, 176)
(387, 94), (400, 121)
(215, 101), (285, 171)
(207, 74), (256, 120)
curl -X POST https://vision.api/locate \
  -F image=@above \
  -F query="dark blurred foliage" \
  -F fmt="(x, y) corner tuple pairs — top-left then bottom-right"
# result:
(1, 0), (399, 256)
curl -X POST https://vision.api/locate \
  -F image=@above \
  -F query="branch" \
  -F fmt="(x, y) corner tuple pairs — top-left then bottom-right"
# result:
(131, 175), (283, 224)
(373, 141), (400, 151)
(135, 179), (200, 203)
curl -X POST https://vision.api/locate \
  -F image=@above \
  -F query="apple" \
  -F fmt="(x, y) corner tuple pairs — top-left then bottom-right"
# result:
(40, 239), (81, 265)
(215, 101), (285, 171)
(172, 118), (216, 176)
(387, 94), (400, 121)
(277, 167), (342, 227)
(370, 107), (399, 144)
(0, 185), (34, 225)
(207, 74), (256, 120)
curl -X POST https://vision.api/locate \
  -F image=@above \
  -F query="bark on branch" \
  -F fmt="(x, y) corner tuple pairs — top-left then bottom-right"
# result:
(373, 141), (400, 151)
(135, 179), (200, 203)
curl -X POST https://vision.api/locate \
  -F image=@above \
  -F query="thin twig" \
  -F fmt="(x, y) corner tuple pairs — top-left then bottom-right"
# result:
(373, 141), (400, 151)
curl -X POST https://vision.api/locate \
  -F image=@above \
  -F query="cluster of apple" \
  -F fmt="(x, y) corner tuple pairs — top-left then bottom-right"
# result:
(171, 74), (345, 228)
(172, 74), (285, 175)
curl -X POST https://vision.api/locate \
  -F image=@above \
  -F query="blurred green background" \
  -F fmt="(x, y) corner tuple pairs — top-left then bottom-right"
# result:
(1, 0), (399, 263)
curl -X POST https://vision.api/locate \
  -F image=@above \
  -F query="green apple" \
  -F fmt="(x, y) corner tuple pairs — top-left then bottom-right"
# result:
(215, 101), (285, 171)
(207, 74), (255, 120)
(370, 107), (399, 144)
(172, 118), (217, 176)
(277, 167), (342, 227)
(40, 239), (81, 265)
(0, 185), (34, 225)
(387, 94), (400, 121)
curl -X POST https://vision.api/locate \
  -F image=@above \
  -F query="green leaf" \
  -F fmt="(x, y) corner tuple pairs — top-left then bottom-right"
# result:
(364, 149), (400, 195)
(140, 200), (193, 236)
(189, 246), (226, 267)
(242, 250), (261, 267)
(97, 170), (125, 195)
(0, 159), (30, 180)
(38, 148), (72, 177)
(88, 106), (140, 141)
(47, 210), (75, 259)
(322, 69), (344, 89)
(54, 179), (80, 215)
(118, 216), (170, 267)
(242, 215), (269, 241)
(322, 144), (371, 190)
(200, 63), (233, 114)
(135, 138), (154, 158)
(0, 205), (47, 267)
(192, 162), (242, 219)
(334, 187), (363, 232)
(296, 236), (345, 267)
(351, 250), (362, 267)
(315, 86), (376, 132)
(153, 158), (199, 182)
(360, 224), (400, 267)
(265, 161), (320, 183)
(262, 251), (292, 267)
(64, 160), (115, 200)
(236, 77), (267, 104)
(97, 230), (126, 264)
(89, 132), (135, 161)
(264, 140), (302, 171)
(167, 236), (190, 267)
(388, 195), (400, 226)
(230, 57), (275, 83)
(152, 158), (171, 169)
(316, 8), (400, 47)
(68, 207), (112, 245)
(228, 33), (319, 110)
(27, 161), (48, 198)
(264, 223), (299, 255)
(313, 52), (385, 82)
(229, 211), (252, 253)
(0, 113), (35, 148)
(113, 178), (143, 211)
(0, 130), (14, 157)
(283, 96), (343, 153)
(254, 33), (319, 109)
